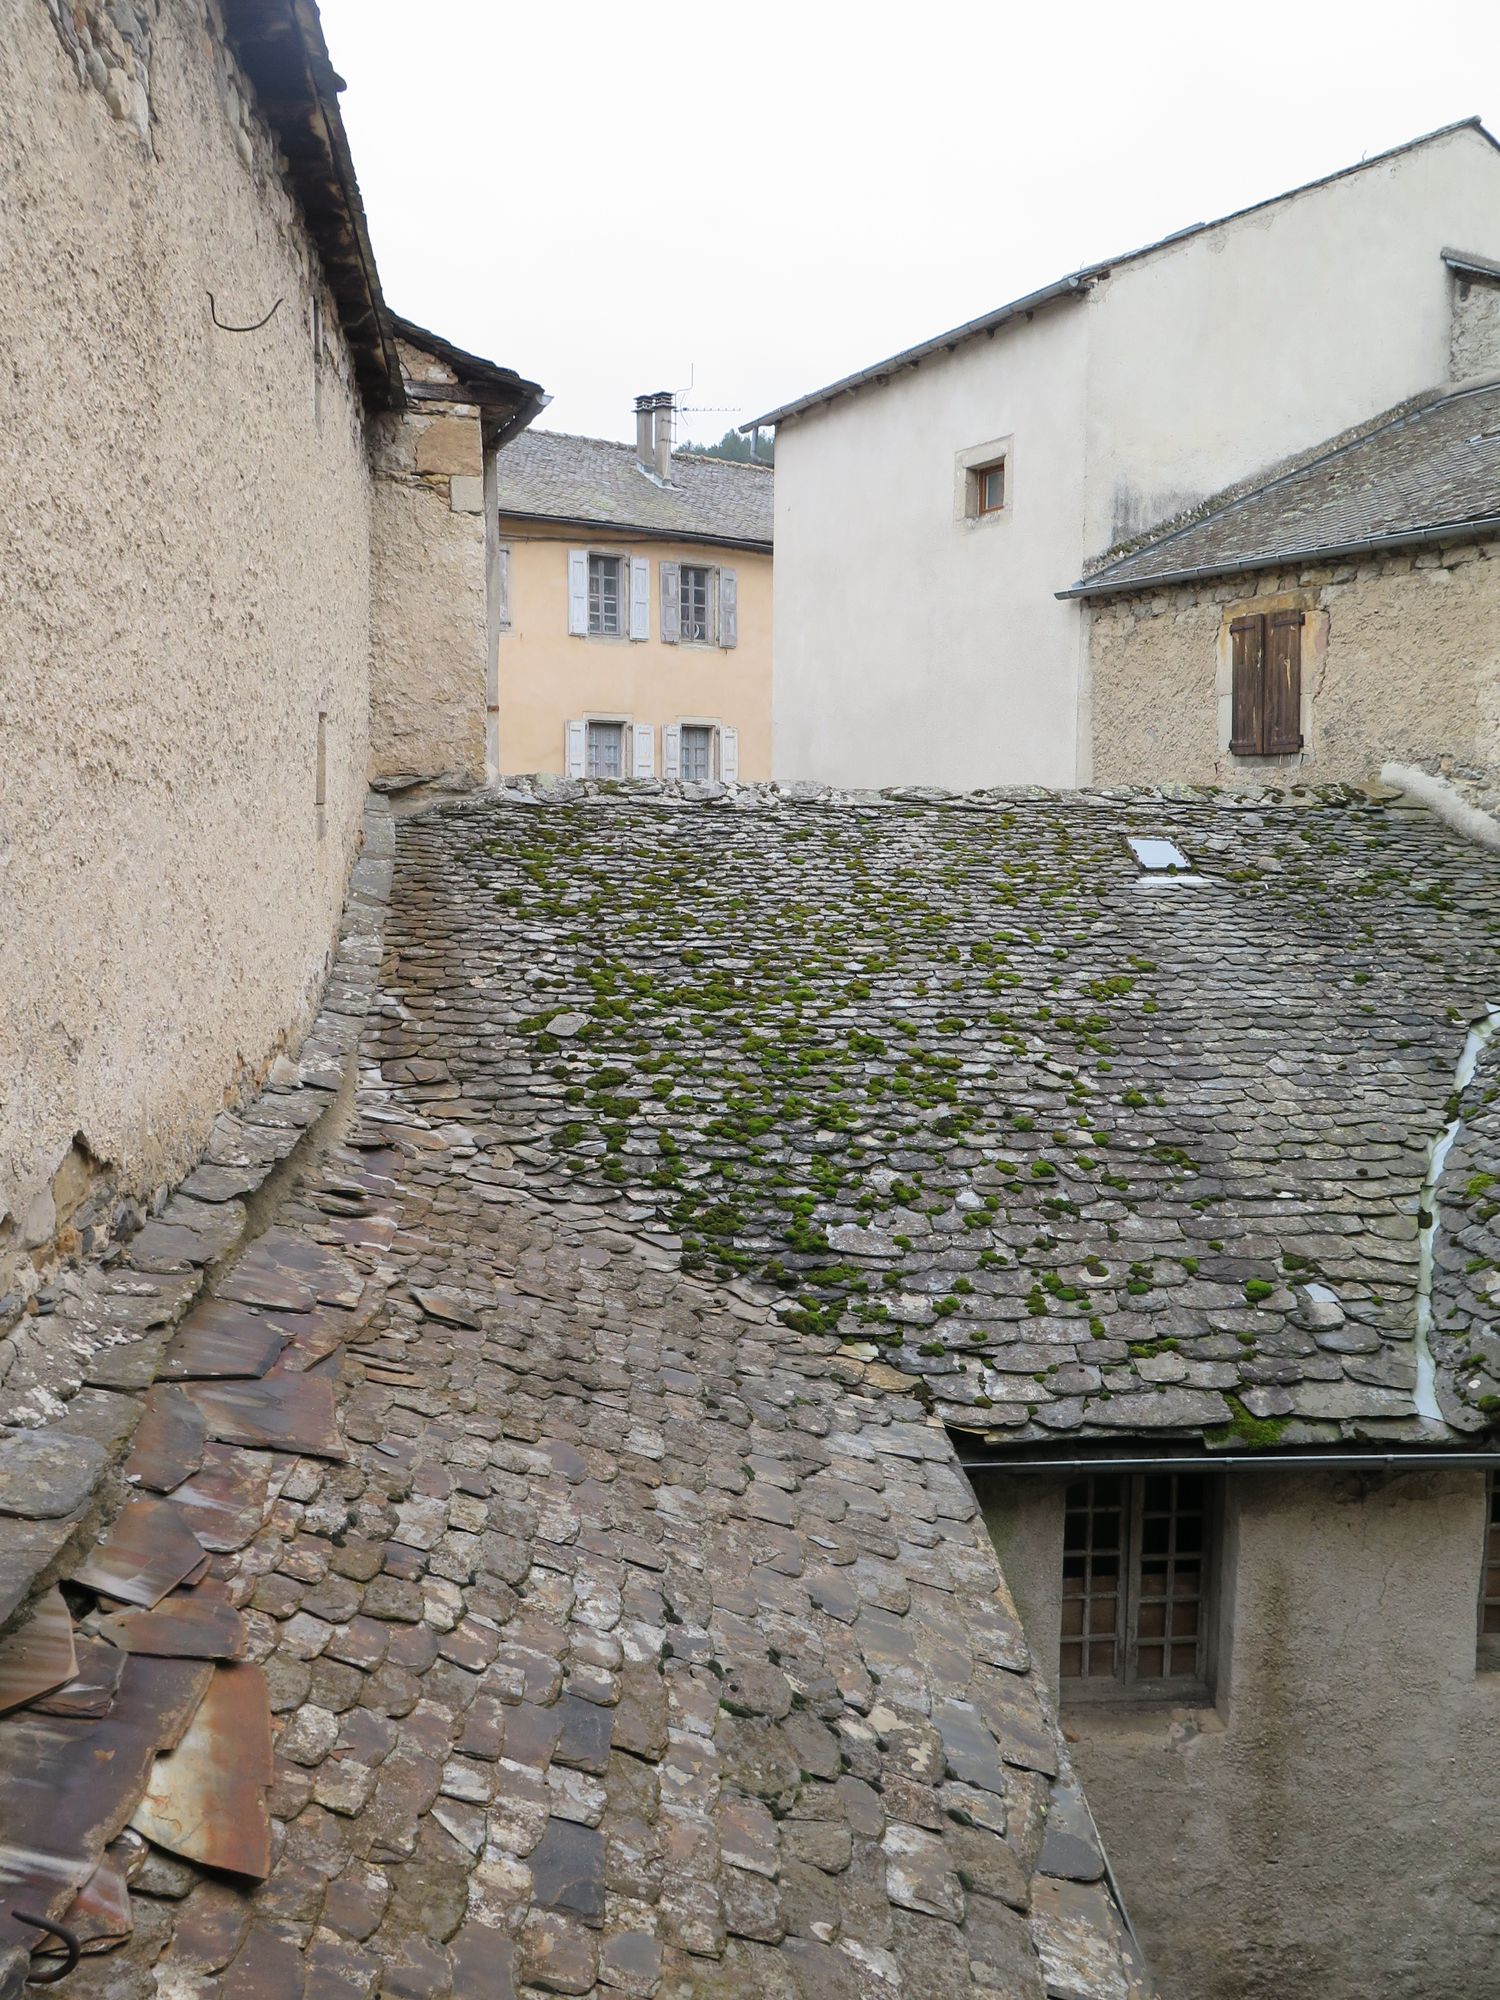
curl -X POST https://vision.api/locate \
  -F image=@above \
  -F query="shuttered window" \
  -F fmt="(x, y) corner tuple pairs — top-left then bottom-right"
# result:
(681, 566), (713, 643)
(587, 554), (623, 636)
(1061, 1471), (1215, 1702)
(680, 724), (715, 782)
(585, 720), (625, 779)
(1229, 609), (1303, 756)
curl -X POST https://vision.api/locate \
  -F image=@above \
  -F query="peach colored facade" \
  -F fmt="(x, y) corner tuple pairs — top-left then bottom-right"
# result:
(495, 520), (773, 782)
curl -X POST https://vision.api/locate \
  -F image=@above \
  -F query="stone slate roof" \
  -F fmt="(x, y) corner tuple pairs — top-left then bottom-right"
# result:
(497, 431), (774, 549)
(1068, 380), (1500, 598)
(477, 776), (1500, 1451)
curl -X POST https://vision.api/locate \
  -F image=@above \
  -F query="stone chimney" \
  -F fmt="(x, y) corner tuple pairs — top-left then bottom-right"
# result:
(652, 391), (674, 482)
(634, 393), (654, 471)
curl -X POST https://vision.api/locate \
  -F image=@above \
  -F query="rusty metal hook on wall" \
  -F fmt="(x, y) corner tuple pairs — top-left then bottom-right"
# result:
(207, 291), (282, 333)
(13, 1912), (80, 1985)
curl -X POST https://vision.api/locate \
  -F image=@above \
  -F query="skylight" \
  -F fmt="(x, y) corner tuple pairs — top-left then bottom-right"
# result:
(1127, 836), (1192, 872)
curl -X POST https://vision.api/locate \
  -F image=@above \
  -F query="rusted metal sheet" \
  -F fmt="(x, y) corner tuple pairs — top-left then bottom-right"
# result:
(160, 1302), (287, 1381)
(0, 1654), (211, 1936)
(129, 1663), (274, 1880)
(32, 1638), (127, 1719)
(95, 1595), (247, 1661)
(123, 1385), (209, 1494)
(168, 1445), (272, 1553)
(181, 1375), (347, 1461)
(71, 1497), (209, 1608)
(0, 1589), (77, 1717)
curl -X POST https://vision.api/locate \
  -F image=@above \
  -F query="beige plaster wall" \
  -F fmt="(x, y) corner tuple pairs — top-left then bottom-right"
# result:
(367, 341), (489, 784)
(0, 0), (371, 1282)
(1089, 542), (1500, 788)
(977, 1467), (1500, 2000)
(496, 524), (773, 781)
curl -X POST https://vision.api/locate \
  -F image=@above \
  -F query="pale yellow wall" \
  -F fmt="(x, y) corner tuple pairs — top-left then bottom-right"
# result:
(368, 340), (488, 783)
(0, 0), (371, 1285)
(1089, 541), (1500, 787)
(495, 523), (773, 781)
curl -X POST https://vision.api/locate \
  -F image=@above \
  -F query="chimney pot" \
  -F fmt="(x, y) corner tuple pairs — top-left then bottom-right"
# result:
(652, 390), (674, 483)
(634, 393), (654, 470)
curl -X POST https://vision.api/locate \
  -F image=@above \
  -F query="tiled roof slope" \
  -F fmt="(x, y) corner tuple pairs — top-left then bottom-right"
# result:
(496, 430), (774, 548)
(1068, 380), (1500, 597)
(474, 778), (1500, 1450)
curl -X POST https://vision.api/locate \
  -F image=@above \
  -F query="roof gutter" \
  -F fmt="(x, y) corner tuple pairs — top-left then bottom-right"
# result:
(494, 510), (772, 554)
(956, 1449), (1498, 1474)
(1059, 512), (1500, 602)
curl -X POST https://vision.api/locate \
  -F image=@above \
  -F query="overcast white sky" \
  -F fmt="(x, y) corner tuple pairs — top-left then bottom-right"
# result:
(320, 0), (1500, 443)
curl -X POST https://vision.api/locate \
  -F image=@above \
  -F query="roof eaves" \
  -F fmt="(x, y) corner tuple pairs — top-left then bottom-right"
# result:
(494, 507), (772, 553)
(219, 0), (403, 411)
(746, 118), (1497, 434)
(1443, 244), (1500, 283)
(391, 314), (548, 446)
(1060, 513), (1500, 601)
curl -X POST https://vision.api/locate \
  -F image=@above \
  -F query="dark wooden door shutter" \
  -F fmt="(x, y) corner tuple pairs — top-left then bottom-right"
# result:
(1229, 614), (1266, 754)
(1265, 610), (1304, 753)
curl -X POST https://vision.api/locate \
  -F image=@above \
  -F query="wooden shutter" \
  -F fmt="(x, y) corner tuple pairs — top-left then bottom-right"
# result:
(1265, 611), (1304, 753)
(631, 722), (655, 778)
(719, 567), (738, 648)
(660, 562), (681, 643)
(497, 545), (512, 630)
(628, 557), (650, 640)
(662, 723), (681, 780)
(567, 551), (588, 635)
(719, 724), (740, 783)
(564, 719), (586, 778)
(1229, 614), (1266, 755)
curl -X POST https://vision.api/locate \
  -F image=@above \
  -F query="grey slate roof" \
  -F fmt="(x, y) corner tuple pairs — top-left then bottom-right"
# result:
(497, 429), (774, 549)
(1067, 379), (1500, 598)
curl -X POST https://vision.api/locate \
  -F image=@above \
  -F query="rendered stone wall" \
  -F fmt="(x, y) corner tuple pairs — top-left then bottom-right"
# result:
(368, 340), (489, 784)
(0, 0), (371, 1294)
(1089, 540), (1500, 787)
(977, 1467), (1500, 2000)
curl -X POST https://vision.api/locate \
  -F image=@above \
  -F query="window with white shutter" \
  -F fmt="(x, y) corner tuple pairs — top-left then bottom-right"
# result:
(660, 562), (681, 644)
(564, 719), (586, 777)
(567, 551), (589, 636)
(680, 724), (714, 782)
(680, 566), (713, 643)
(586, 720), (626, 779)
(719, 723), (740, 783)
(631, 722), (655, 778)
(629, 557), (650, 641)
(587, 554), (624, 636)
(497, 545), (512, 631)
(719, 568), (738, 648)
(662, 723), (682, 781)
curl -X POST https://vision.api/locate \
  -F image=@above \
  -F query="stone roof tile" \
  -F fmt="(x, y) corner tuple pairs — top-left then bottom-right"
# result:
(497, 429), (774, 547)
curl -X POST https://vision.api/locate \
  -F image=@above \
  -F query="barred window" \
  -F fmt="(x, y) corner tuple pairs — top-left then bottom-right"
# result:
(1479, 1475), (1500, 1668)
(585, 720), (624, 780)
(588, 553), (623, 636)
(1061, 1471), (1214, 1701)
(680, 724), (715, 783)
(681, 566), (713, 643)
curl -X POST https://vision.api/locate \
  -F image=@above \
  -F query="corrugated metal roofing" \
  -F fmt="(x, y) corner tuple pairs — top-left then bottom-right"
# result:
(1064, 378), (1500, 598)
(496, 430), (773, 548)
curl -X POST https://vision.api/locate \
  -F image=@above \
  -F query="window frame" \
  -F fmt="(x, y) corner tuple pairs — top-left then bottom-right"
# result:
(1478, 1472), (1500, 1670)
(679, 721), (717, 783)
(954, 434), (1014, 526)
(587, 552), (625, 638)
(584, 716), (628, 781)
(1060, 1469), (1218, 1707)
(679, 563), (717, 645)
(974, 459), (1007, 516)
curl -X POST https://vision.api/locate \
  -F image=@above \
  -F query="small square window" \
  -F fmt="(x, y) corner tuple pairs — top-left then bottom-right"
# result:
(1061, 1471), (1215, 1702)
(975, 460), (1006, 514)
(585, 720), (625, 779)
(680, 724), (715, 783)
(588, 554), (623, 636)
(681, 566), (714, 644)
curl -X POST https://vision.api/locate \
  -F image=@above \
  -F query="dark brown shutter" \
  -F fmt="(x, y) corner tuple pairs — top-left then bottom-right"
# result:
(1265, 610), (1304, 753)
(1229, 614), (1266, 755)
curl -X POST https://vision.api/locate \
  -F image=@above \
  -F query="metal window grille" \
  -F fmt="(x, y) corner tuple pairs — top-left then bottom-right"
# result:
(1061, 1472), (1212, 1700)
(588, 554), (622, 635)
(681, 566), (712, 643)
(1480, 1474), (1500, 1667)
(585, 721), (624, 780)
(680, 725), (714, 783)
